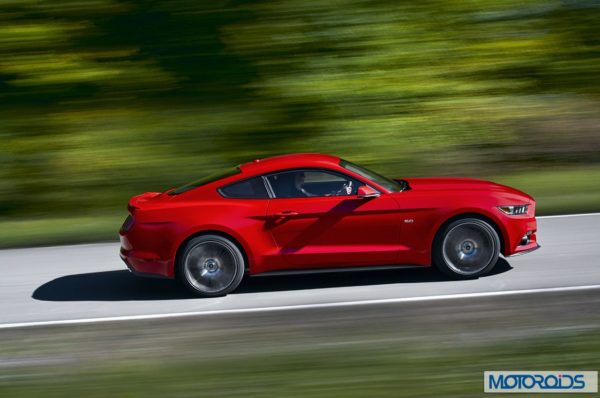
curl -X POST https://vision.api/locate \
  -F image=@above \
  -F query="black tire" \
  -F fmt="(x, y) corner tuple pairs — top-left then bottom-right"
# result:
(433, 217), (500, 278)
(177, 234), (245, 297)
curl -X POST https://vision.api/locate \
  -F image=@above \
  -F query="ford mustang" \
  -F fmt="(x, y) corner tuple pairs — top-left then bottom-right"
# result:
(120, 153), (539, 296)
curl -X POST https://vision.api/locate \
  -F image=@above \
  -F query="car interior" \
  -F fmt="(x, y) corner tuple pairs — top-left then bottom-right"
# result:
(267, 170), (358, 198)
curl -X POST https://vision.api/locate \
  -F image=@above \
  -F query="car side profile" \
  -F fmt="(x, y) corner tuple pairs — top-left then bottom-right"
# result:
(119, 153), (539, 296)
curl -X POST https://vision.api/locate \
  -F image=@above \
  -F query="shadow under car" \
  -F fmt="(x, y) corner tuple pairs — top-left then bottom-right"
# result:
(32, 258), (512, 302)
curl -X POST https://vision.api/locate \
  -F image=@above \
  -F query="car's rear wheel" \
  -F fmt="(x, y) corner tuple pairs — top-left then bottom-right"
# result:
(433, 217), (500, 278)
(178, 234), (245, 297)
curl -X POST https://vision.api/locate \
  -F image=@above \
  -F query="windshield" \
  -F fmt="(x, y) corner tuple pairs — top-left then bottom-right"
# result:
(339, 159), (403, 192)
(169, 167), (241, 195)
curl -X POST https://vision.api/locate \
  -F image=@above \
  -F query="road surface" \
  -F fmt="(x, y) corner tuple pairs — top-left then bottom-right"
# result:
(1, 213), (599, 328)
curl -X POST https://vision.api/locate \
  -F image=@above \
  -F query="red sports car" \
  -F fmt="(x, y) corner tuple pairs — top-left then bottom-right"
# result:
(120, 153), (539, 296)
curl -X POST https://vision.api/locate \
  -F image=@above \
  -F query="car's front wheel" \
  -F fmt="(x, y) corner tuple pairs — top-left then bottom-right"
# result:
(433, 217), (500, 278)
(178, 234), (245, 297)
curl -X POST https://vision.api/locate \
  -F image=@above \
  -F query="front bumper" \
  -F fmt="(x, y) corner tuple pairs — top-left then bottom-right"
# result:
(501, 213), (539, 256)
(507, 243), (541, 257)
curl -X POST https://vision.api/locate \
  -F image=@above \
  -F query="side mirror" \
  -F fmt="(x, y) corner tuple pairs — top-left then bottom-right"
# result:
(357, 185), (380, 199)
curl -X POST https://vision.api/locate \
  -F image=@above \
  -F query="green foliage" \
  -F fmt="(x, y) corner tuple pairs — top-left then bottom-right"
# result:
(1, 0), (599, 226)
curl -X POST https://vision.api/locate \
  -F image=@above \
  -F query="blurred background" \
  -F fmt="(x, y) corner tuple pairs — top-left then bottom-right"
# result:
(1, 2), (600, 397)
(1, 0), (599, 247)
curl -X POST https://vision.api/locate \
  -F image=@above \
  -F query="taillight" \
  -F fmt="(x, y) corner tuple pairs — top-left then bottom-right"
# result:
(121, 215), (134, 232)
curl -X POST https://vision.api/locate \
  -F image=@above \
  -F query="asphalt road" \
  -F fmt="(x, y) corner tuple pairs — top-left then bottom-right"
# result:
(1, 213), (599, 328)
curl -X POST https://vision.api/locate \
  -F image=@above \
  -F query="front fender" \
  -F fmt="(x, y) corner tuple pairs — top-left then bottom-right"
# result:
(426, 207), (511, 260)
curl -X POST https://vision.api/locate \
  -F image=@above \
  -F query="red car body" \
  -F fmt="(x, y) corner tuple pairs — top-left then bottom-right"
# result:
(120, 153), (538, 280)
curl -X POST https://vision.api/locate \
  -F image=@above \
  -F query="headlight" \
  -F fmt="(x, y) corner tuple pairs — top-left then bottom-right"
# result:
(497, 205), (529, 215)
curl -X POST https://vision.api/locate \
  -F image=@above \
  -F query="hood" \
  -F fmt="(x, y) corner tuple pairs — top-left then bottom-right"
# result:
(402, 177), (534, 201)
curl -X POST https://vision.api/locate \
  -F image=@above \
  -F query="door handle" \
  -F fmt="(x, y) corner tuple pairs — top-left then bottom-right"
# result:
(274, 211), (299, 217)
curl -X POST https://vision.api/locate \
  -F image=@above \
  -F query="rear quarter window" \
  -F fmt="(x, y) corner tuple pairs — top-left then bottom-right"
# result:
(169, 167), (240, 195)
(219, 177), (269, 199)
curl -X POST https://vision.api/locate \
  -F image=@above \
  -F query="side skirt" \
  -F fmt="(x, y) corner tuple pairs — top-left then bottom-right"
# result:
(251, 264), (427, 277)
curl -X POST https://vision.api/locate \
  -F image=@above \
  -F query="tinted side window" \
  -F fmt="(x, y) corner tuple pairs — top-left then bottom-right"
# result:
(219, 177), (269, 199)
(267, 170), (358, 198)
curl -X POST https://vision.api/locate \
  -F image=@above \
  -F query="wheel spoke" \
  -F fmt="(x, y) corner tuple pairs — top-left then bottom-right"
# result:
(442, 221), (496, 275)
(184, 240), (238, 294)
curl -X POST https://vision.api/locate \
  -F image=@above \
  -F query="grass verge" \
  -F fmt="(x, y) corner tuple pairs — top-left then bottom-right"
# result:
(0, 328), (598, 398)
(0, 214), (123, 249)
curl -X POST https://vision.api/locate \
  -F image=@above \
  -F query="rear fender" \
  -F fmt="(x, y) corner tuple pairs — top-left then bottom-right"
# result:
(172, 224), (255, 276)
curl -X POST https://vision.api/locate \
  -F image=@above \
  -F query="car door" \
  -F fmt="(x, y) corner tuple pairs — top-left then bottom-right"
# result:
(264, 168), (401, 269)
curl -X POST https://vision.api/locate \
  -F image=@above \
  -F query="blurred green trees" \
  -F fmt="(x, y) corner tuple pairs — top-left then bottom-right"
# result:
(1, 0), (599, 234)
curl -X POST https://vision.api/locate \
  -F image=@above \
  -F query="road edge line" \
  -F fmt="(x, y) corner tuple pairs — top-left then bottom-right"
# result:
(2, 284), (600, 330)
(537, 212), (600, 219)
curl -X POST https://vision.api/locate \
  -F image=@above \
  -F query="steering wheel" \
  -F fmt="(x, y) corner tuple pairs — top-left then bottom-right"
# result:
(329, 181), (353, 196)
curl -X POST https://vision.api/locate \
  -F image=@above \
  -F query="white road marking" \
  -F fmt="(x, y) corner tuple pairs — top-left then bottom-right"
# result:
(1, 284), (599, 330)
(537, 212), (600, 219)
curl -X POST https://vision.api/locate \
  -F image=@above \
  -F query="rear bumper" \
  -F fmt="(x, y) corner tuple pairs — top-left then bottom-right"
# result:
(119, 239), (173, 279)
